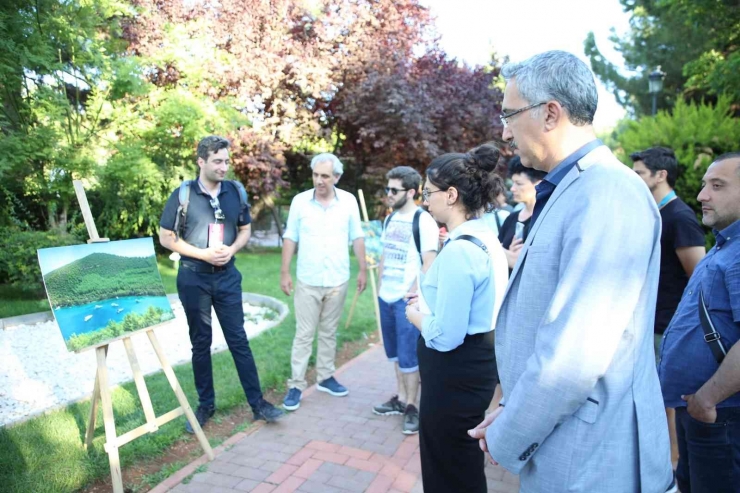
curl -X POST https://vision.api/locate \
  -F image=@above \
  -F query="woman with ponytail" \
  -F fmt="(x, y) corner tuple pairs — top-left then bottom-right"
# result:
(405, 143), (509, 492)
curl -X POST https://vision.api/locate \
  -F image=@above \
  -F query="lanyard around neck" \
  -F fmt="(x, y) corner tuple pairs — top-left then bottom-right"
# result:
(197, 179), (221, 197)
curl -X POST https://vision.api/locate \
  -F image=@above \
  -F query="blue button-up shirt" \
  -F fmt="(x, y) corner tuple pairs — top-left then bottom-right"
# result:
(283, 187), (364, 287)
(659, 219), (740, 408)
(420, 220), (509, 352)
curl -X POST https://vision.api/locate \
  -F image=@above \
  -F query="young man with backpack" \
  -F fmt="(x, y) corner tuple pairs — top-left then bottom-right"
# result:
(373, 166), (439, 434)
(159, 135), (283, 433)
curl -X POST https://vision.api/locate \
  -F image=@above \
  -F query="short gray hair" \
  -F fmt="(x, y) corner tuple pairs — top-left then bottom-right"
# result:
(501, 51), (598, 126)
(310, 153), (343, 176)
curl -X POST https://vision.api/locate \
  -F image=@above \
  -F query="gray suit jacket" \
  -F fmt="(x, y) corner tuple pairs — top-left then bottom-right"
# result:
(486, 146), (673, 492)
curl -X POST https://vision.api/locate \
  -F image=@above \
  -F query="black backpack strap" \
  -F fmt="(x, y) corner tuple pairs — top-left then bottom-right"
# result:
(494, 209), (502, 231)
(699, 290), (728, 364)
(412, 208), (422, 256)
(230, 180), (250, 222)
(173, 180), (193, 241)
(455, 234), (489, 254)
(383, 210), (397, 230)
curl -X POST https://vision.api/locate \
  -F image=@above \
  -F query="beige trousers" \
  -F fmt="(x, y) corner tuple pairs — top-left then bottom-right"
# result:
(288, 280), (349, 391)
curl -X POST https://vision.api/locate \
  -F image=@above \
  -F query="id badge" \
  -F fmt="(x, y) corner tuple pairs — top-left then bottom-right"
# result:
(208, 223), (224, 247)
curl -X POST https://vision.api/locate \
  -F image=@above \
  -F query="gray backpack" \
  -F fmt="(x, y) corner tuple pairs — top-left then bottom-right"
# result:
(173, 180), (249, 240)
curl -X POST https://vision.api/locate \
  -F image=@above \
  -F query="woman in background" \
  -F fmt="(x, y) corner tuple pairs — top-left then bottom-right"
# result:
(405, 143), (508, 493)
(497, 156), (547, 270)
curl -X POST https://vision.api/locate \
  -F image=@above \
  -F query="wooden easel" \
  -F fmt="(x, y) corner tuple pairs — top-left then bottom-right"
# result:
(72, 180), (214, 493)
(356, 189), (383, 343)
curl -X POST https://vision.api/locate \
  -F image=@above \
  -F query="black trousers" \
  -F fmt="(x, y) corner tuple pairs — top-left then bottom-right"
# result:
(417, 331), (497, 493)
(177, 263), (263, 410)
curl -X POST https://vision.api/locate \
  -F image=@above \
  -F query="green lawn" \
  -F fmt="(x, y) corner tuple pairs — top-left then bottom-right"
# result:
(0, 285), (51, 319)
(0, 249), (377, 492)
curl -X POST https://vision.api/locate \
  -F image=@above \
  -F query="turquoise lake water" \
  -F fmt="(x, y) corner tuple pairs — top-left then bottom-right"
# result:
(53, 296), (173, 340)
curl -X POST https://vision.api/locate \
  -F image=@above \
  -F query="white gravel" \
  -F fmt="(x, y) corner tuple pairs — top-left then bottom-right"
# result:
(0, 300), (281, 427)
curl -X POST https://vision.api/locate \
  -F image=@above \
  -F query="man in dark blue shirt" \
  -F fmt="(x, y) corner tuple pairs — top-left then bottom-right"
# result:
(659, 152), (740, 493)
(160, 136), (283, 433)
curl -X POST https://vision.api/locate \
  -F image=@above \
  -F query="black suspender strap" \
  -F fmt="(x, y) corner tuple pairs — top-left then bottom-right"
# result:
(699, 290), (727, 364)
(455, 234), (489, 254)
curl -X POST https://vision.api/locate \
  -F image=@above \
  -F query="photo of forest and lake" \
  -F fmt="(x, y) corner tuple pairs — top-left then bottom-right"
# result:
(37, 238), (175, 351)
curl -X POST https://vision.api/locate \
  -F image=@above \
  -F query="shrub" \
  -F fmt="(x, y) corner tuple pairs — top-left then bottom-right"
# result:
(0, 228), (82, 293)
(612, 95), (740, 214)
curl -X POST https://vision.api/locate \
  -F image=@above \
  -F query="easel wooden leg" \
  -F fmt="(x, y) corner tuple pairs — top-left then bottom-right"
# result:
(356, 189), (384, 345)
(146, 330), (215, 460)
(123, 337), (158, 431)
(85, 345), (108, 450)
(96, 346), (124, 493)
(344, 289), (361, 330)
(368, 269), (383, 345)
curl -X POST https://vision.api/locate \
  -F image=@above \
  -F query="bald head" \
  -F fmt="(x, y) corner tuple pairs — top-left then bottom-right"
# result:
(697, 153), (740, 230)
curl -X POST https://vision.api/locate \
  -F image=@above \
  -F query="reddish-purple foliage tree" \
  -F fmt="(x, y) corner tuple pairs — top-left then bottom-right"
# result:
(122, 0), (504, 212)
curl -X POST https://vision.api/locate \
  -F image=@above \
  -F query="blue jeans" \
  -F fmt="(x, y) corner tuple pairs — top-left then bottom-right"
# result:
(675, 406), (740, 493)
(379, 298), (419, 372)
(177, 263), (263, 410)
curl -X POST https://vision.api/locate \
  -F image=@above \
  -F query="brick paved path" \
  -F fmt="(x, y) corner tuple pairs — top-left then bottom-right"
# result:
(153, 346), (519, 493)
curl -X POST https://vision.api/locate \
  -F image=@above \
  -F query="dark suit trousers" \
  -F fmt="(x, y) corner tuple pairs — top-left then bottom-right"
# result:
(417, 331), (497, 493)
(177, 264), (263, 410)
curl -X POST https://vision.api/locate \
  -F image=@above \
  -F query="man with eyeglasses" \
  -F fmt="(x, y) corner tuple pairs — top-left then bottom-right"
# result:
(373, 166), (438, 435)
(281, 153), (367, 411)
(160, 135), (284, 434)
(468, 51), (675, 492)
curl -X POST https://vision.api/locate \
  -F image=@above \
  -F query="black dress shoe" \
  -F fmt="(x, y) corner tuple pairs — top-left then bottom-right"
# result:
(253, 400), (285, 423)
(185, 405), (215, 434)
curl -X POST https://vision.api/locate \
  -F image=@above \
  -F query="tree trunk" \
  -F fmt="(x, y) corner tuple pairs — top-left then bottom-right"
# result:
(58, 202), (68, 231)
(269, 205), (283, 246)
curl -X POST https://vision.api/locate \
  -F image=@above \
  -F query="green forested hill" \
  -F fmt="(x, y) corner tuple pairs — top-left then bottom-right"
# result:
(44, 253), (166, 307)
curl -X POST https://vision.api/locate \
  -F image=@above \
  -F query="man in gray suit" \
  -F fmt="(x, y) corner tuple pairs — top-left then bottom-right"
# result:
(469, 51), (675, 492)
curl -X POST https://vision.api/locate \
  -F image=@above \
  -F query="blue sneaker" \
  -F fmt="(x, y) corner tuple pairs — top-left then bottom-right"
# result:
(283, 388), (302, 411)
(317, 377), (349, 397)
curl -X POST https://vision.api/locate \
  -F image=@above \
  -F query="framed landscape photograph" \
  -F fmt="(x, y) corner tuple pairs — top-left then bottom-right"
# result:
(37, 237), (175, 352)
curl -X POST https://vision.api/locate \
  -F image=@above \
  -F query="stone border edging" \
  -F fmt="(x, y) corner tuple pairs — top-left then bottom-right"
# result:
(0, 311), (53, 330)
(148, 344), (383, 493)
(0, 293), (288, 330)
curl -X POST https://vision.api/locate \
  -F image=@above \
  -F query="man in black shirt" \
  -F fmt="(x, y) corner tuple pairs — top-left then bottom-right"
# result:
(631, 147), (706, 349)
(160, 136), (283, 433)
(631, 146), (705, 465)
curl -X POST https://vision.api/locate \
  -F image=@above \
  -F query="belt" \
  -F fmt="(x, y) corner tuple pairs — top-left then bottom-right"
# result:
(180, 261), (233, 273)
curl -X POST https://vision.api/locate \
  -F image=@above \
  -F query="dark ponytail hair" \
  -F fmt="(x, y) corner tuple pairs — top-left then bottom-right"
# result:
(426, 143), (505, 217)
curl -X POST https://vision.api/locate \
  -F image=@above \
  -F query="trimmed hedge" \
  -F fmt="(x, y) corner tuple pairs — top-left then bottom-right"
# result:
(0, 228), (82, 293)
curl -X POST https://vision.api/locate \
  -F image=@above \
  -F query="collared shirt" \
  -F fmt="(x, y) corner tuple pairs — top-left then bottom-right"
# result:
(419, 220), (509, 352)
(659, 219), (740, 408)
(531, 139), (603, 225)
(283, 187), (364, 287)
(160, 180), (251, 266)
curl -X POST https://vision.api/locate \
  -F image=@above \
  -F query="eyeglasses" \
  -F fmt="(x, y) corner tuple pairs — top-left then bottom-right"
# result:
(499, 102), (546, 128)
(385, 187), (410, 195)
(422, 188), (446, 201)
(209, 196), (226, 222)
